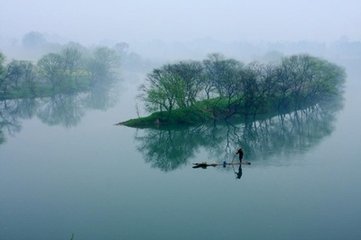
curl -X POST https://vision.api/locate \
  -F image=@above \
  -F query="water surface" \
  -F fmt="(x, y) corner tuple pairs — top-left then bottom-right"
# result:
(0, 60), (360, 240)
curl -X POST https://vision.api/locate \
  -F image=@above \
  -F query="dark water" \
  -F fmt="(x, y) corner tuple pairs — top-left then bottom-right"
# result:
(0, 60), (361, 240)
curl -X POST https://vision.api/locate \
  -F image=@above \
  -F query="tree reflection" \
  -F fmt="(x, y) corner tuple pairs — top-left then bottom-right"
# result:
(0, 75), (118, 146)
(135, 126), (212, 171)
(37, 94), (85, 127)
(83, 78), (117, 110)
(134, 95), (343, 171)
(0, 100), (22, 144)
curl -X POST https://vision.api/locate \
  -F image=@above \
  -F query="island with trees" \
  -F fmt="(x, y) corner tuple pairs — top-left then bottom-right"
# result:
(0, 44), (120, 100)
(134, 96), (343, 171)
(1, 43), (122, 144)
(121, 53), (345, 127)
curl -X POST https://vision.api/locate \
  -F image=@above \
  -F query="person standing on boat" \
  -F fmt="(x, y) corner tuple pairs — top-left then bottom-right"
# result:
(236, 148), (244, 163)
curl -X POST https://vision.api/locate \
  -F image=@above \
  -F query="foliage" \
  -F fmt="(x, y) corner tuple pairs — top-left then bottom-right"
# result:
(5, 60), (38, 96)
(87, 47), (120, 81)
(0, 45), (121, 100)
(0, 53), (6, 95)
(134, 96), (343, 171)
(131, 53), (345, 127)
(0, 75), (117, 145)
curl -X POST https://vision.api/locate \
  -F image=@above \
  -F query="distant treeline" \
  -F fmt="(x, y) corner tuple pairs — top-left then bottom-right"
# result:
(0, 44), (120, 100)
(124, 53), (345, 126)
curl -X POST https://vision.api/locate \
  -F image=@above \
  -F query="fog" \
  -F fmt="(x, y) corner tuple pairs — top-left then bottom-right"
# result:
(1, 0), (360, 45)
(2, 2), (361, 240)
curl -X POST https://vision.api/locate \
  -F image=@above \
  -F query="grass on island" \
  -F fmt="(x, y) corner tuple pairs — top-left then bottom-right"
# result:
(119, 97), (277, 128)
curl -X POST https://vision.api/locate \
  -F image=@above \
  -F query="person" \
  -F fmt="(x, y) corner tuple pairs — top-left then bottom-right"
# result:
(236, 147), (244, 163)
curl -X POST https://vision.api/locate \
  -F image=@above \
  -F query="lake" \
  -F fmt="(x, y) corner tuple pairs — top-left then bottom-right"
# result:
(0, 58), (361, 240)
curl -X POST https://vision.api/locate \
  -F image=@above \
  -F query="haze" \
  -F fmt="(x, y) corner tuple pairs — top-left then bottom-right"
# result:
(1, 0), (360, 45)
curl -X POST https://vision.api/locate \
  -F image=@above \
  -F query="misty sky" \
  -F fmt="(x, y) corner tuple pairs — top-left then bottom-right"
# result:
(1, 0), (360, 44)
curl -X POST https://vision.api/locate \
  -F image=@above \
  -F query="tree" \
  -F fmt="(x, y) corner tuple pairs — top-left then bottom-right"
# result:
(37, 53), (64, 90)
(5, 60), (37, 96)
(135, 53), (345, 125)
(140, 66), (181, 113)
(0, 53), (6, 95)
(164, 61), (204, 108)
(275, 55), (345, 110)
(203, 53), (244, 114)
(305, 57), (345, 99)
(0, 52), (5, 75)
(61, 47), (82, 74)
(87, 47), (120, 82)
(202, 53), (223, 99)
(239, 62), (278, 116)
(278, 55), (314, 107)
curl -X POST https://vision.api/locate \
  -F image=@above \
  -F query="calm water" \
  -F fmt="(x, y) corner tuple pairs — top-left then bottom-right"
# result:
(0, 59), (361, 240)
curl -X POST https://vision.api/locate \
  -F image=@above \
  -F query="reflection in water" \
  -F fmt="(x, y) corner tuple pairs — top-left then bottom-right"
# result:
(135, 127), (206, 171)
(235, 165), (242, 179)
(37, 94), (85, 127)
(84, 81), (118, 110)
(0, 76), (119, 145)
(0, 100), (22, 144)
(135, 95), (343, 171)
(192, 161), (245, 180)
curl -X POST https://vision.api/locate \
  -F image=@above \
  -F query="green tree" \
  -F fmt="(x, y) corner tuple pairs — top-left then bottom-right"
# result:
(275, 55), (345, 110)
(237, 62), (279, 116)
(5, 60), (37, 96)
(0, 52), (6, 96)
(133, 53), (345, 126)
(140, 66), (181, 113)
(164, 61), (204, 108)
(0, 52), (5, 75)
(37, 53), (64, 90)
(87, 47), (120, 82)
(61, 47), (82, 74)
(203, 53), (244, 115)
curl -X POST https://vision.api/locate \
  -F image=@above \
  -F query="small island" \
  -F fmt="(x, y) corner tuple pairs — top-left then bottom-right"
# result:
(0, 45), (120, 100)
(120, 53), (345, 127)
